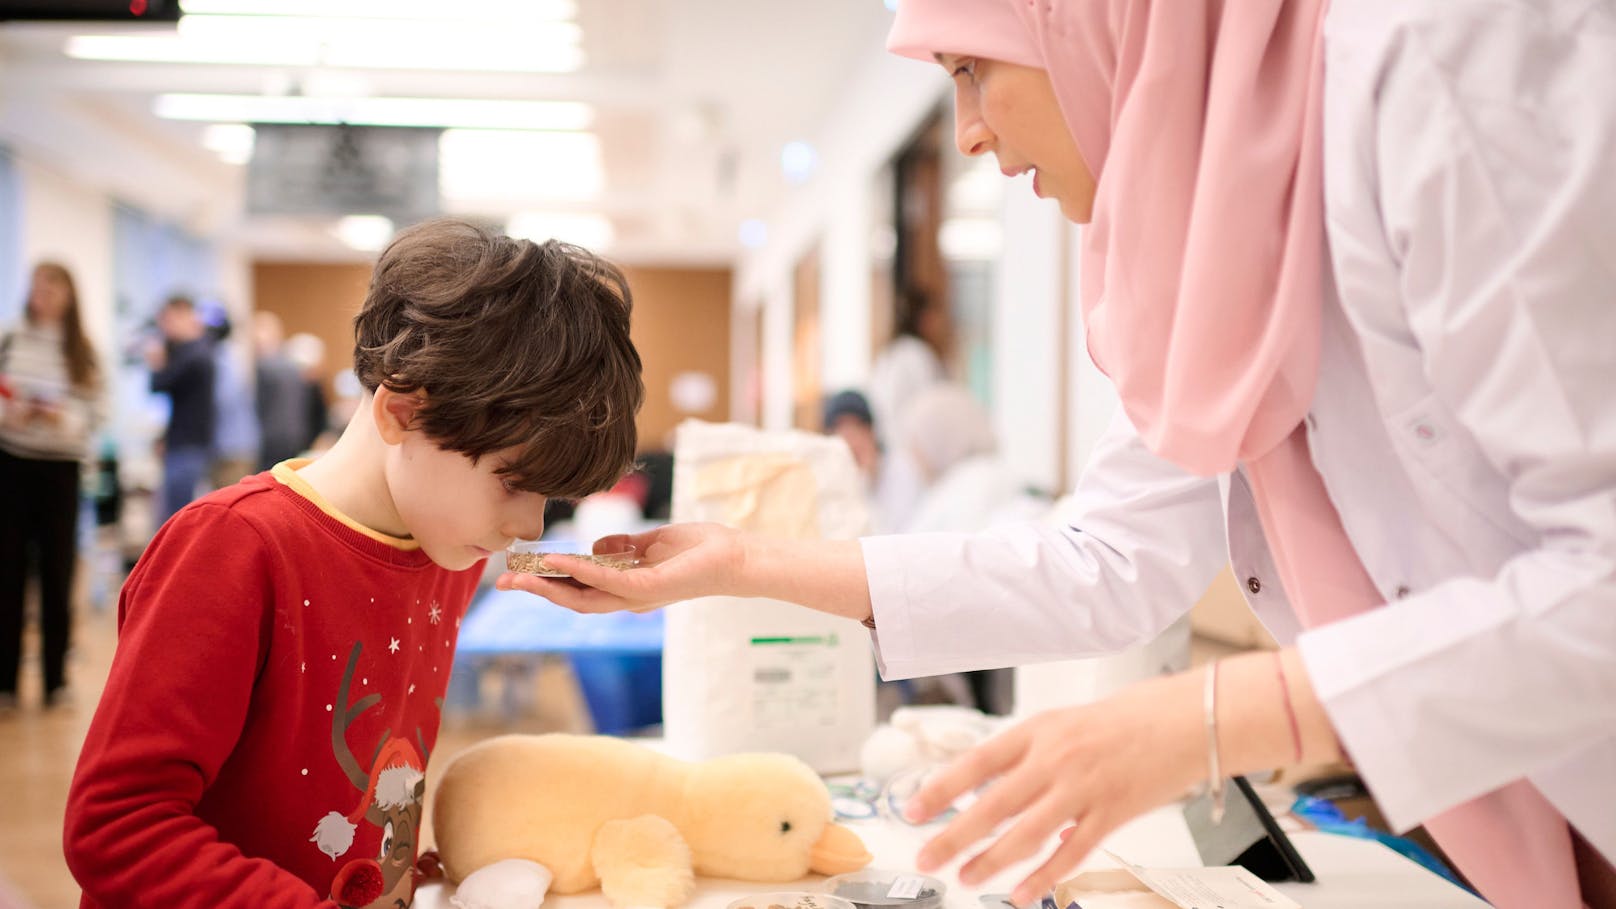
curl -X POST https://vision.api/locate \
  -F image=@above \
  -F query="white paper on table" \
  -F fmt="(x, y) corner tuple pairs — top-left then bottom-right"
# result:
(1092, 852), (1301, 909)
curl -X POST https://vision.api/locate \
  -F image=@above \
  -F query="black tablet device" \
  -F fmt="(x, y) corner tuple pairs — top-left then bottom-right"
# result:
(1182, 775), (1315, 883)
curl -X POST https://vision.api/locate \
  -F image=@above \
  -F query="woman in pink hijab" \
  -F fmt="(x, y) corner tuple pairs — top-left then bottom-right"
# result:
(500, 0), (1616, 904)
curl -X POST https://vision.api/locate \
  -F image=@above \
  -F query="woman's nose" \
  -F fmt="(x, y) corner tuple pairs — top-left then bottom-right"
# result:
(954, 90), (991, 157)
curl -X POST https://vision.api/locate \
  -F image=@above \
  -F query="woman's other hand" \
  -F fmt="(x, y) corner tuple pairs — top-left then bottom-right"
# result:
(904, 672), (1206, 904)
(494, 522), (746, 613)
(904, 650), (1336, 904)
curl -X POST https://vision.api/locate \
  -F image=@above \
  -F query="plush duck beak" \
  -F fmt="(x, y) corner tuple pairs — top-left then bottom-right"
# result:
(810, 822), (873, 875)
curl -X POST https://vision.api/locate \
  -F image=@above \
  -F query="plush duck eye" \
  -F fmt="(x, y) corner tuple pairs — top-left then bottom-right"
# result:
(780, 820), (792, 834)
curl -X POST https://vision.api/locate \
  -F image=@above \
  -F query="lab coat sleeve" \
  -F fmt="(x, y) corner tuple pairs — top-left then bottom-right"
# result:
(861, 410), (1227, 680)
(1297, 14), (1616, 832)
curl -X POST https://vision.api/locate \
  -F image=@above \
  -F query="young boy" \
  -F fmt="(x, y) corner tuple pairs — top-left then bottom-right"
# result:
(64, 219), (645, 908)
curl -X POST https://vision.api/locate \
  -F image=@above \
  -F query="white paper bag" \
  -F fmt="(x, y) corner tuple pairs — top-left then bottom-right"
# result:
(662, 420), (875, 774)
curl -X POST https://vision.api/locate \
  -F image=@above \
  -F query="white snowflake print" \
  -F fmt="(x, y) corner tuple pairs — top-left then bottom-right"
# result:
(388, 637), (401, 654)
(408, 683), (416, 695)
(429, 602), (442, 625)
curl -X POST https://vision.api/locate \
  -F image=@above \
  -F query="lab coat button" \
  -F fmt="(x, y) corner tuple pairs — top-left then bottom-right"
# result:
(1246, 576), (1262, 595)
(1395, 585), (1411, 599)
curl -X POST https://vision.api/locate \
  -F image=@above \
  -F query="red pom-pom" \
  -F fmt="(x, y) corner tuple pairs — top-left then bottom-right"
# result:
(332, 858), (385, 907)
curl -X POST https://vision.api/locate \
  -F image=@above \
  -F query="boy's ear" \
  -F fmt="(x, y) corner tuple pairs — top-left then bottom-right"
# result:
(374, 386), (426, 444)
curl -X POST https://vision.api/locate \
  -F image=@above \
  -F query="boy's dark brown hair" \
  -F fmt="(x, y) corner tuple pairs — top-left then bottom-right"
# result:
(353, 218), (644, 499)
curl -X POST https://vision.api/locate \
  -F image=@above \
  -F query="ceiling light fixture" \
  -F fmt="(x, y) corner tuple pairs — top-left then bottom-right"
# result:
(69, 14), (583, 73)
(333, 214), (395, 252)
(440, 129), (603, 203)
(200, 123), (255, 164)
(506, 212), (615, 250)
(179, 0), (577, 22)
(153, 94), (594, 131)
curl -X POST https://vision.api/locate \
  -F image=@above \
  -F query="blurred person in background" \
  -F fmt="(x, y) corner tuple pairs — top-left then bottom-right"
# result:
(0, 262), (104, 711)
(867, 287), (951, 448)
(202, 303), (260, 488)
(252, 311), (311, 470)
(822, 388), (925, 532)
(283, 331), (332, 455)
(865, 288), (952, 532)
(145, 294), (216, 525)
(895, 383), (1049, 535)
(892, 382), (1047, 713)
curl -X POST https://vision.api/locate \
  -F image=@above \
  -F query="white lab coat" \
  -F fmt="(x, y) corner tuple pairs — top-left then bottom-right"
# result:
(860, 0), (1616, 862)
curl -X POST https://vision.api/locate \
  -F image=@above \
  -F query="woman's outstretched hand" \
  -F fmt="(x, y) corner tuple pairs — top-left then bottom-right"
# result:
(903, 672), (1206, 904)
(902, 650), (1335, 903)
(494, 522), (747, 613)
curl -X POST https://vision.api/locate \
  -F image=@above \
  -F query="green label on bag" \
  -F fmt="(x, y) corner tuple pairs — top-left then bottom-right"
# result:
(750, 634), (838, 646)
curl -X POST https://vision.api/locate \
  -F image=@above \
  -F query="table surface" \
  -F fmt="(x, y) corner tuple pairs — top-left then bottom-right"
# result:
(413, 802), (1488, 909)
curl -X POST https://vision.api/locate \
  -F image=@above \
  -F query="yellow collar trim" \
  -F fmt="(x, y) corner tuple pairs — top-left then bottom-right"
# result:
(270, 460), (420, 551)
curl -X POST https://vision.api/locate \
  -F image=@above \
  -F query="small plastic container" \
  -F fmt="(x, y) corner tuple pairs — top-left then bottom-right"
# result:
(504, 540), (639, 577)
(823, 870), (947, 909)
(727, 892), (858, 909)
(877, 765), (978, 827)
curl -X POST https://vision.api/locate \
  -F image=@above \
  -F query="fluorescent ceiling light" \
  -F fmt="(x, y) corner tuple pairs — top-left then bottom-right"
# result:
(154, 94), (593, 131)
(200, 123), (255, 164)
(69, 16), (583, 72)
(180, 0), (576, 22)
(506, 212), (614, 250)
(440, 129), (603, 203)
(333, 215), (395, 252)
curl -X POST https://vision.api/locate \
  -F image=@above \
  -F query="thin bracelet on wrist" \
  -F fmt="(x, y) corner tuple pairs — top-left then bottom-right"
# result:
(1274, 652), (1303, 764)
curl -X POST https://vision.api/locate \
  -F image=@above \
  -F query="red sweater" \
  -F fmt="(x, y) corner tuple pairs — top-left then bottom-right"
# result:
(66, 465), (481, 908)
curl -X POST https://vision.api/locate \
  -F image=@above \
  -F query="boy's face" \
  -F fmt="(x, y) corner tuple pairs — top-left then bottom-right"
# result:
(377, 389), (548, 571)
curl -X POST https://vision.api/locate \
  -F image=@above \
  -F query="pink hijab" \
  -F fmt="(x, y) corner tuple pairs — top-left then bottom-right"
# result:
(887, 1), (1589, 904)
(891, 0), (1323, 476)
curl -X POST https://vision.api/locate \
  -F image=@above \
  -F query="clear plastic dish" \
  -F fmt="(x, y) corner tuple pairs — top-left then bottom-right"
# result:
(877, 765), (978, 828)
(727, 893), (858, 909)
(823, 870), (947, 909)
(504, 540), (639, 577)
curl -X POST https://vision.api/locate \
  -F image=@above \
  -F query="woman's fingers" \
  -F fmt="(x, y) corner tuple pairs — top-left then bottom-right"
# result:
(495, 572), (630, 613)
(591, 533), (636, 555)
(957, 797), (1073, 886)
(1010, 815), (1105, 906)
(907, 730), (1025, 825)
(915, 757), (1037, 872)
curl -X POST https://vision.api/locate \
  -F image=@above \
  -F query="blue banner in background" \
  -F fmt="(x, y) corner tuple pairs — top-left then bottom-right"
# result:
(0, 146), (21, 323)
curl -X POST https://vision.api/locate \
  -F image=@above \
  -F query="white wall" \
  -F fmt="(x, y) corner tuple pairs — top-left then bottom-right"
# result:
(760, 270), (796, 431)
(734, 35), (948, 429)
(816, 182), (875, 396)
(15, 155), (116, 362)
(990, 186), (1067, 492)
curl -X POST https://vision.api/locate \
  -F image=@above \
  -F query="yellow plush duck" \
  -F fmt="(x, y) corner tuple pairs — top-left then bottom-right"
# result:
(431, 734), (873, 909)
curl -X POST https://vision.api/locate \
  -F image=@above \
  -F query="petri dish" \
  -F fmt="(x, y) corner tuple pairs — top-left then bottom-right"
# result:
(877, 765), (979, 828)
(727, 893), (858, 909)
(823, 870), (947, 909)
(504, 540), (639, 577)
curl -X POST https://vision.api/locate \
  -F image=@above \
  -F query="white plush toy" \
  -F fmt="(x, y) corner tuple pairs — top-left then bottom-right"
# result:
(858, 706), (997, 784)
